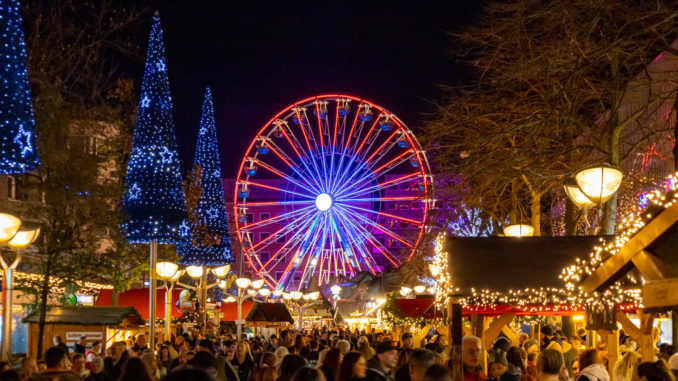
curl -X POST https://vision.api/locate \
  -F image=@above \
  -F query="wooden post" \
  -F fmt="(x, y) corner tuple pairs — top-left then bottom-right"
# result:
(607, 330), (619, 377)
(449, 301), (463, 381)
(471, 314), (486, 375)
(638, 310), (656, 362)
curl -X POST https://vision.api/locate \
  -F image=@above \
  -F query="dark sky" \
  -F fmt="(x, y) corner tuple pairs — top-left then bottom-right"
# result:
(149, 0), (478, 177)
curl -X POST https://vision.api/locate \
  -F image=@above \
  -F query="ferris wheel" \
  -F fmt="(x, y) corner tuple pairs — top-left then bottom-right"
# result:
(234, 94), (433, 291)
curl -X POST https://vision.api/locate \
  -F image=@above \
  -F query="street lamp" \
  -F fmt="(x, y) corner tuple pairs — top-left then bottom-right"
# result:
(258, 288), (271, 301)
(503, 224), (534, 237)
(399, 286), (412, 297)
(414, 285), (426, 294)
(175, 263), (232, 334)
(574, 165), (623, 204)
(156, 261), (183, 342)
(1, 225), (38, 360)
(563, 178), (596, 209)
(235, 277), (256, 339)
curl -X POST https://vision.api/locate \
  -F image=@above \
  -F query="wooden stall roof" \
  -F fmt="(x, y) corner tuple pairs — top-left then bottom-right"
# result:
(446, 236), (605, 295)
(245, 302), (294, 324)
(23, 306), (144, 326)
(96, 288), (184, 320)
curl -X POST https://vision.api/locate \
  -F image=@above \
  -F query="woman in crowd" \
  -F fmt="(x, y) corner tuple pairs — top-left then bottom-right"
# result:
(157, 346), (172, 373)
(232, 340), (256, 381)
(278, 354), (309, 381)
(320, 348), (343, 381)
(576, 349), (609, 381)
(253, 353), (277, 381)
(614, 351), (641, 381)
(336, 352), (368, 381)
(637, 361), (675, 381)
(275, 346), (290, 368)
(20, 358), (38, 381)
(119, 357), (153, 381)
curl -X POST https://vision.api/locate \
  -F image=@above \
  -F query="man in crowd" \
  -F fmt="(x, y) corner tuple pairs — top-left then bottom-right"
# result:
(461, 335), (485, 381)
(397, 333), (414, 370)
(52, 335), (69, 354)
(395, 348), (435, 381)
(75, 336), (87, 355)
(133, 333), (148, 352)
(103, 341), (127, 380)
(71, 353), (88, 378)
(366, 340), (399, 381)
(32, 347), (75, 380)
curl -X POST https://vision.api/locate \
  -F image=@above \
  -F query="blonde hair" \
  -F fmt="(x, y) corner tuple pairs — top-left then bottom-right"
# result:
(614, 351), (641, 381)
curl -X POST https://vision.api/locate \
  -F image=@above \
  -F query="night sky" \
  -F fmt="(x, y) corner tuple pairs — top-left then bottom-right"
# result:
(149, 1), (478, 176)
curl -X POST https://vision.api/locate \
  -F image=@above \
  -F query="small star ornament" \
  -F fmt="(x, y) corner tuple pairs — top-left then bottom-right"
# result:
(156, 61), (166, 72)
(14, 125), (33, 156)
(141, 96), (150, 108)
(128, 183), (141, 200)
(159, 146), (174, 164)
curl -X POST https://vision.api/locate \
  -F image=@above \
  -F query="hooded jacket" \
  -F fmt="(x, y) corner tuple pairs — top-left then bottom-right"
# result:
(576, 363), (610, 381)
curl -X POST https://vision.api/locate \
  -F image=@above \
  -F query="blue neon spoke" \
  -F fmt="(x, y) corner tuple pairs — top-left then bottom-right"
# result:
(244, 181), (315, 199)
(332, 208), (377, 274)
(242, 205), (315, 231)
(280, 214), (321, 290)
(335, 204), (410, 247)
(334, 204), (400, 266)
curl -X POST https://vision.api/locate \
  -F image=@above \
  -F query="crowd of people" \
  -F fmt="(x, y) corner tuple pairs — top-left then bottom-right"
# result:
(1, 324), (678, 381)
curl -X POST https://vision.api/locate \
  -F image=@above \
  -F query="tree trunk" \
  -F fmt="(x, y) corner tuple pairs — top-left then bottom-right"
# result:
(530, 191), (541, 236)
(112, 290), (119, 306)
(510, 178), (518, 224)
(602, 115), (622, 234)
(565, 198), (578, 235)
(673, 94), (678, 169)
(36, 256), (52, 359)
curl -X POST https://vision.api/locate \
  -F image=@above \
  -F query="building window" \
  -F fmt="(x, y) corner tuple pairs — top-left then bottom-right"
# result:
(412, 201), (420, 210)
(260, 232), (270, 242)
(276, 234), (286, 244)
(260, 213), (270, 221)
(388, 203), (397, 210)
(399, 182), (409, 191)
(293, 273), (302, 281)
(276, 272), (283, 280)
(399, 203), (409, 210)
(7, 176), (16, 200)
(246, 214), (253, 224)
(401, 222), (409, 229)
(260, 252), (270, 263)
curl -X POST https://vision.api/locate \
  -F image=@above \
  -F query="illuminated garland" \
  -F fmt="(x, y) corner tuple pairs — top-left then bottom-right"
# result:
(432, 233), (453, 310)
(12, 270), (113, 297)
(559, 171), (678, 304)
(382, 293), (446, 331)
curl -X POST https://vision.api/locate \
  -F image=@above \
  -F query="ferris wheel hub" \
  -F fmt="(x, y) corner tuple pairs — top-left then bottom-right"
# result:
(315, 193), (333, 211)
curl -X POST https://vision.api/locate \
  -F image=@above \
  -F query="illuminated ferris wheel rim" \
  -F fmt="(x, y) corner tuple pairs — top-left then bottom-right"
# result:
(234, 94), (433, 290)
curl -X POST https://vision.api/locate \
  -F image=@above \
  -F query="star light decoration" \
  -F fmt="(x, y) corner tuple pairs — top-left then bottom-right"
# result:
(178, 87), (233, 266)
(121, 12), (187, 244)
(0, 0), (40, 173)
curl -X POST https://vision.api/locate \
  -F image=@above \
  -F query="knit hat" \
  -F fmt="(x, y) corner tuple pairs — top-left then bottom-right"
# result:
(376, 340), (399, 354)
(540, 325), (554, 337)
(402, 333), (413, 341)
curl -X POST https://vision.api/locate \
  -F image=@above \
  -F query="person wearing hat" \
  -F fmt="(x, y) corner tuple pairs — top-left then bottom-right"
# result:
(397, 333), (415, 370)
(540, 326), (563, 354)
(365, 340), (400, 381)
(197, 338), (234, 381)
(488, 352), (520, 381)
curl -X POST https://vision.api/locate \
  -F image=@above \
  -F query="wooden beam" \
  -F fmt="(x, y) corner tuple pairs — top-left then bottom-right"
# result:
(616, 311), (641, 341)
(607, 330), (619, 376)
(631, 251), (673, 281)
(484, 313), (516, 349)
(580, 202), (678, 293)
(449, 302), (463, 381)
(472, 314), (487, 374)
(638, 310), (657, 362)
(501, 325), (520, 346)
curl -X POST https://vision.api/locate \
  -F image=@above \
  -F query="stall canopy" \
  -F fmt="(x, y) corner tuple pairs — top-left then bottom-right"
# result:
(96, 288), (184, 320)
(24, 306), (144, 327)
(246, 302), (294, 324)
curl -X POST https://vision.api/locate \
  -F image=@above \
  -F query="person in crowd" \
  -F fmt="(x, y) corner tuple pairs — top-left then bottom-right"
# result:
(397, 333), (414, 371)
(424, 365), (452, 381)
(278, 354), (309, 381)
(86, 341), (101, 369)
(85, 357), (109, 381)
(537, 349), (563, 381)
(252, 341), (264, 365)
(157, 346), (171, 373)
(321, 348), (343, 381)
(20, 357), (38, 381)
(52, 336), (69, 354)
(659, 345), (675, 363)
(71, 353), (89, 378)
(525, 352), (539, 381)
(173, 335), (185, 353)
(668, 353), (678, 380)
(505, 347), (524, 381)
(338, 352), (368, 381)
(620, 339), (638, 357)
(265, 335), (278, 353)
(399, 349), (435, 381)
(305, 340), (321, 366)
(563, 337), (579, 375)
(291, 368), (327, 381)
(271, 344), (286, 364)
(338, 340), (352, 356)
(576, 349), (609, 381)
(637, 361), (675, 381)
(190, 351), (219, 380)
(231, 340), (255, 381)
(163, 368), (215, 381)
(133, 334), (148, 353)
(104, 341), (128, 380)
(539, 327), (562, 354)
(595, 343), (609, 369)
(519, 334), (529, 348)
(140, 351), (161, 380)
(293, 334), (307, 357)
(118, 357), (152, 381)
(30, 347), (74, 381)
(488, 354), (514, 381)
(459, 336), (485, 381)
(614, 351), (641, 381)
(253, 352), (277, 381)
(358, 337), (375, 362)
(75, 336), (87, 355)
(365, 341), (398, 381)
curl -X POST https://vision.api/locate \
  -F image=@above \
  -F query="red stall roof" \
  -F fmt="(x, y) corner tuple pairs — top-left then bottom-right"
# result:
(220, 301), (255, 322)
(96, 288), (184, 320)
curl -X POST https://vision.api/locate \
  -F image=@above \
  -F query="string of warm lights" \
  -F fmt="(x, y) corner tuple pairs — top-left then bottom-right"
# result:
(432, 233), (452, 310)
(10, 270), (113, 297)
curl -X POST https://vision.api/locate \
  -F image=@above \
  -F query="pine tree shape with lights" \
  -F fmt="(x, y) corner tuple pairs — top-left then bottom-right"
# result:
(121, 12), (187, 243)
(0, 0), (39, 173)
(179, 87), (232, 266)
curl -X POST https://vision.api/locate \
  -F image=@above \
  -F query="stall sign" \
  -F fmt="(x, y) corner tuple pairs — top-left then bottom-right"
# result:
(66, 332), (103, 341)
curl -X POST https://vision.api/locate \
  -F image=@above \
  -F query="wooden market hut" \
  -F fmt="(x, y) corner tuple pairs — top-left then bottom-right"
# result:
(220, 301), (293, 329)
(23, 306), (143, 358)
(437, 235), (612, 378)
(572, 194), (678, 364)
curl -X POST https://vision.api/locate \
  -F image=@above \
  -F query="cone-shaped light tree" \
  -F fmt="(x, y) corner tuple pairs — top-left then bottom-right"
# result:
(0, 0), (39, 173)
(121, 12), (186, 348)
(179, 87), (233, 267)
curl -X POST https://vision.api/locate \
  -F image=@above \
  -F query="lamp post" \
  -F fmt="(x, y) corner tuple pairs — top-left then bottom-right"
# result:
(565, 164), (623, 234)
(0, 213), (34, 361)
(175, 264), (231, 333)
(503, 224), (535, 237)
(287, 290), (320, 331)
(156, 262), (184, 342)
(235, 277), (256, 339)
